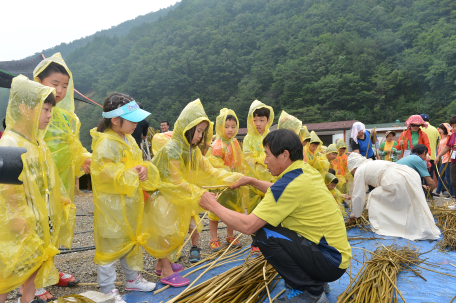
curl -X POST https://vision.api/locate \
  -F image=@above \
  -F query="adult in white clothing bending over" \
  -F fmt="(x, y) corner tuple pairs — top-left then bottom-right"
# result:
(347, 153), (440, 241)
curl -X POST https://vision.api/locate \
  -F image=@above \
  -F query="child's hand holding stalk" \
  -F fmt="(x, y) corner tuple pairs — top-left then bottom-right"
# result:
(134, 165), (148, 181)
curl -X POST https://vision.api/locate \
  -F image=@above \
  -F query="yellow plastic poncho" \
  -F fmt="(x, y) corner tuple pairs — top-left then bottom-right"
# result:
(326, 143), (338, 156)
(243, 100), (274, 213)
(205, 109), (248, 221)
(300, 126), (310, 142)
(33, 53), (91, 249)
(0, 75), (63, 293)
(90, 128), (160, 270)
(151, 131), (173, 156)
(324, 173), (347, 218)
(304, 131), (330, 177)
(145, 99), (242, 261)
(277, 110), (304, 140)
(332, 139), (353, 195)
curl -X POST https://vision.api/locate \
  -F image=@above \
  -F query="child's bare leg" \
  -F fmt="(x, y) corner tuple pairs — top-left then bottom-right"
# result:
(0, 292), (9, 303)
(21, 269), (39, 303)
(158, 258), (174, 279)
(209, 220), (218, 240)
(189, 228), (199, 247)
(227, 226), (234, 238)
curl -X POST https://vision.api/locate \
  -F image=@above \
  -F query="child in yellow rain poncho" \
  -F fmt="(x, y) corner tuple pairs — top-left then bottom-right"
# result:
(205, 109), (248, 252)
(304, 131), (330, 176)
(325, 143), (339, 164)
(325, 171), (349, 218)
(151, 131), (173, 156)
(277, 111), (309, 163)
(243, 100), (274, 213)
(146, 99), (243, 275)
(91, 93), (162, 297)
(0, 75), (63, 303)
(34, 53), (91, 254)
(332, 139), (353, 196)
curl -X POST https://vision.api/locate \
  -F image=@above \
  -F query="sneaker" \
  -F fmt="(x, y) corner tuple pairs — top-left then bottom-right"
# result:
(105, 289), (126, 303)
(209, 238), (223, 252)
(431, 193), (440, 198)
(284, 283), (330, 294)
(125, 274), (156, 291)
(449, 204), (456, 210)
(226, 236), (242, 248)
(251, 245), (261, 254)
(276, 289), (329, 303)
(189, 245), (201, 263)
(160, 272), (190, 287)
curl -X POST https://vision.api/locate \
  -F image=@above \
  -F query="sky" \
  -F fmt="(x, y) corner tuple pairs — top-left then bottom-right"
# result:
(1, 0), (180, 61)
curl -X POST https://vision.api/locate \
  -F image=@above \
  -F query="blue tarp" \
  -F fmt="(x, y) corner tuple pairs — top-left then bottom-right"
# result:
(123, 227), (456, 303)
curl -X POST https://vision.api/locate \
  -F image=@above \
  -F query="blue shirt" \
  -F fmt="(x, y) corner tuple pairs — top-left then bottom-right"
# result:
(397, 154), (430, 177)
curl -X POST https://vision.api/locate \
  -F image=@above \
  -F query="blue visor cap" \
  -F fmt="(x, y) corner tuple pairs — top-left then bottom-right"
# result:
(102, 101), (151, 122)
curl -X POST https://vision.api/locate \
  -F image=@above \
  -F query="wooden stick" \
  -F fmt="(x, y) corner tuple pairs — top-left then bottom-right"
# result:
(201, 185), (231, 189)
(263, 261), (272, 303)
(77, 282), (122, 286)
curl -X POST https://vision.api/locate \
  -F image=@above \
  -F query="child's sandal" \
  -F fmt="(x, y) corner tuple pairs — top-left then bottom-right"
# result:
(160, 272), (190, 287)
(154, 262), (183, 275)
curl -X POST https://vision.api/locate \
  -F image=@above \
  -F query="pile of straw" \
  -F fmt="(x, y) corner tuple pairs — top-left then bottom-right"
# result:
(345, 208), (370, 231)
(165, 254), (283, 303)
(432, 206), (456, 251)
(338, 244), (422, 303)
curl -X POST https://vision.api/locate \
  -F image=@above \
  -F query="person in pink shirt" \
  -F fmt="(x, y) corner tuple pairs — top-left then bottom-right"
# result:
(436, 116), (456, 208)
(435, 123), (453, 198)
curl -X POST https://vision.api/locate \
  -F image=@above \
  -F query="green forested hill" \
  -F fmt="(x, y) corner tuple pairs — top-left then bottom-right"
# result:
(4, 0), (456, 150)
(27, 2), (180, 59)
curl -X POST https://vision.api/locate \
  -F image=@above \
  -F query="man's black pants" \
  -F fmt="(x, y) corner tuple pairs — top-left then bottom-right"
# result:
(253, 224), (345, 296)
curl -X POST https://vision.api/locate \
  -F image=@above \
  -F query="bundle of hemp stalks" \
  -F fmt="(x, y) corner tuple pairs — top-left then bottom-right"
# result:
(432, 206), (456, 251)
(337, 244), (422, 303)
(345, 208), (370, 231)
(166, 254), (282, 303)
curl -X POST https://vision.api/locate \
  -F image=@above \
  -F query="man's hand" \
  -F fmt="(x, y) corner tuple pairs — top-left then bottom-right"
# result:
(231, 176), (252, 189)
(199, 191), (217, 211)
(426, 153), (431, 161)
(349, 214), (356, 222)
(422, 185), (430, 191)
(82, 158), (91, 174)
(343, 194), (352, 201)
(134, 165), (148, 182)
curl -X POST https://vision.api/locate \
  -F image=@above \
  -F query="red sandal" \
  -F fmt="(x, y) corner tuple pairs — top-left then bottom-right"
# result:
(56, 272), (80, 287)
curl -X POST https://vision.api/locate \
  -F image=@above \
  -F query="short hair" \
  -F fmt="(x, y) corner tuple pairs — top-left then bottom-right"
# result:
(263, 129), (303, 161)
(161, 120), (169, 126)
(450, 116), (456, 126)
(36, 62), (70, 81)
(44, 93), (56, 107)
(439, 124), (448, 135)
(412, 144), (428, 156)
(328, 168), (336, 175)
(253, 107), (270, 119)
(226, 114), (237, 123)
(331, 178), (339, 185)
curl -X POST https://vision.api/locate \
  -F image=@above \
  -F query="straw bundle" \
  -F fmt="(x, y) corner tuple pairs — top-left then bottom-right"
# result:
(337, 244), (422, 303)
(166, 254), (283, 303)
(432, 206), (456, 251)
(345, 209), (370, 231)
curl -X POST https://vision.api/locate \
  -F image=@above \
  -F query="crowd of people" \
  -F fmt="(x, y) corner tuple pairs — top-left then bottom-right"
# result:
(0, 52), (453, 303)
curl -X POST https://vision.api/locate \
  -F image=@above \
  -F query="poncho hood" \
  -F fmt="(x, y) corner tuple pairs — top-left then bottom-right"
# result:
(33, 52), (75, 113)
(215, 108), (239, 142)
(6, 75), (55, 142)
(246, 100), (274, 137)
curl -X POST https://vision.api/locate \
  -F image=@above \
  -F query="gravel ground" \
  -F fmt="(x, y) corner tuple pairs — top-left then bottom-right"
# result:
(6, 191), (252, 302)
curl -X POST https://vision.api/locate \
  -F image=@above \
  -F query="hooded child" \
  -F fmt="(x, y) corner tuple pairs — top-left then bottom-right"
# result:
(324, 171), (349, 218)
(144, 99), (243, 284)
(0, 75), (63, 303)
(33, 53), (92, 250)
(304, 131), (330, 177)
(205, 109), (248, 251)
(243, 100), (275, 214)
(90, 93), (161, 299)
(331, 139), (353, 195)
